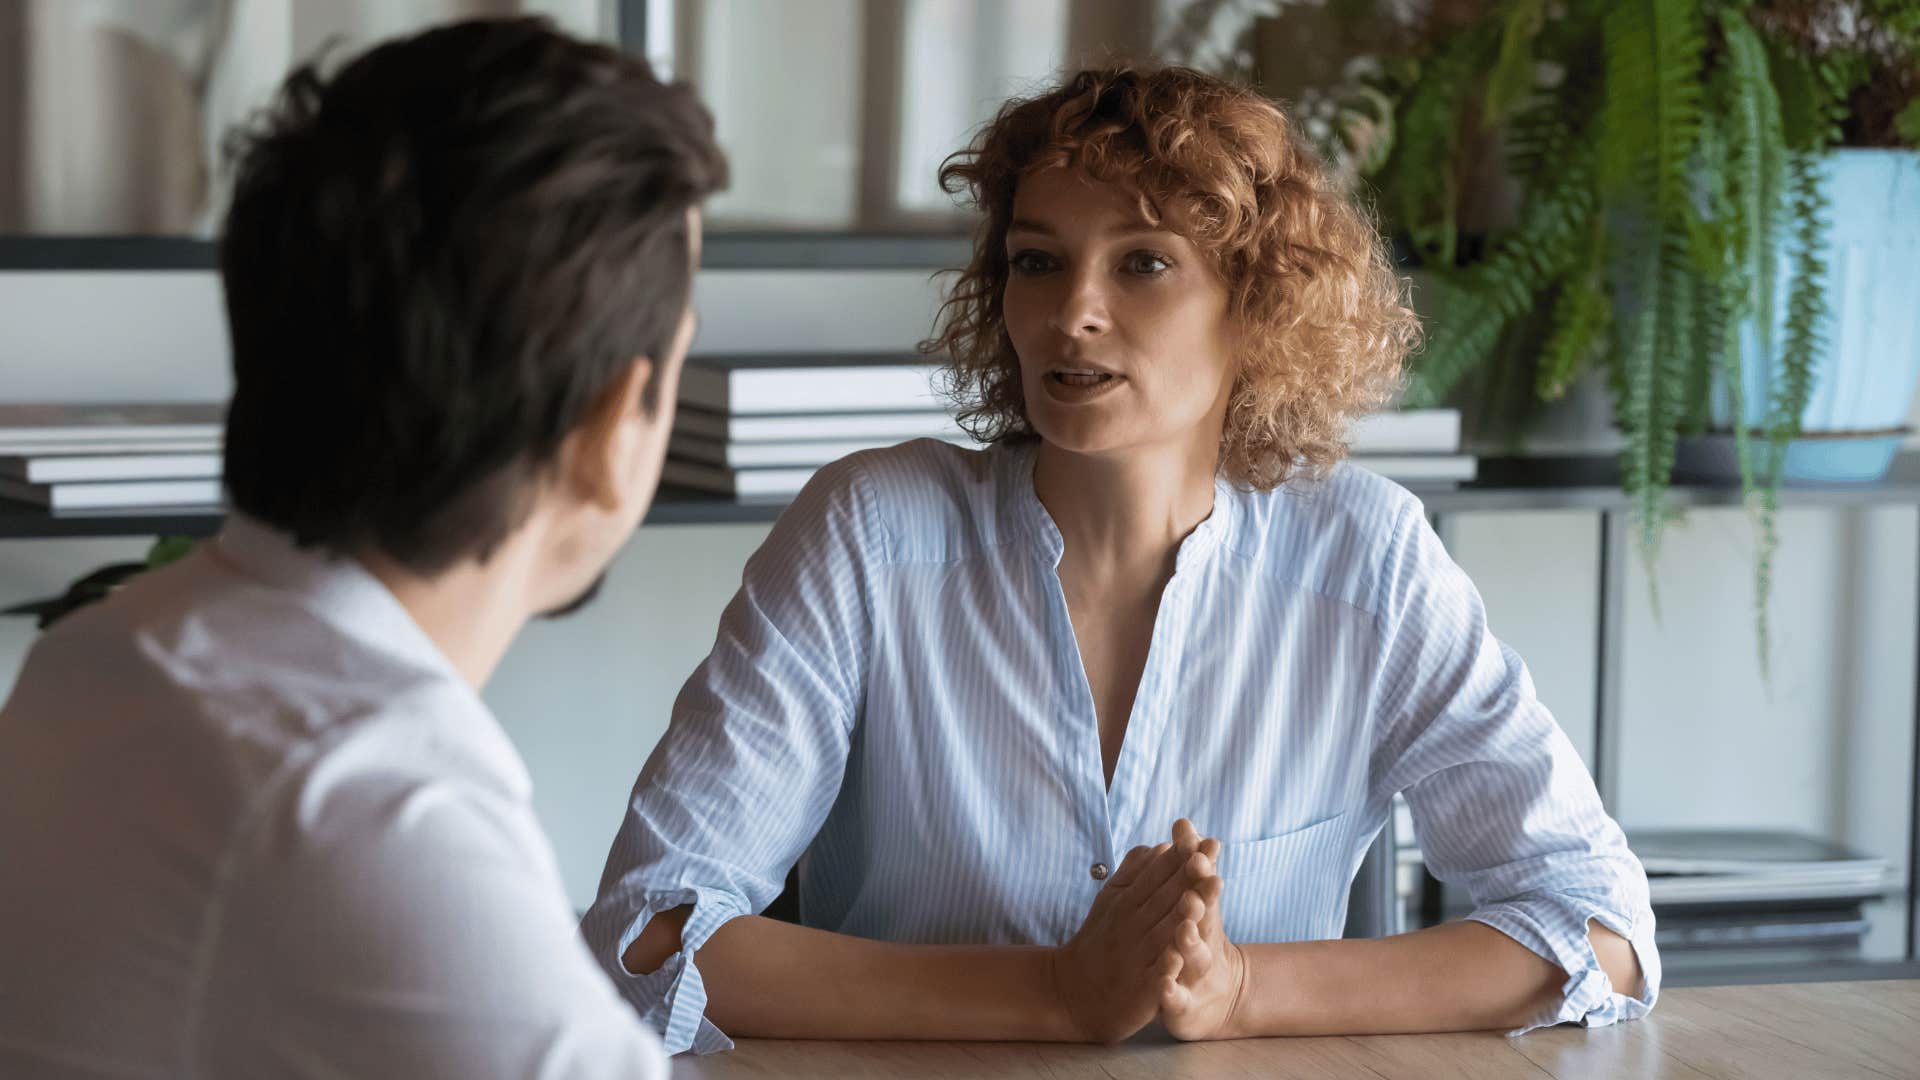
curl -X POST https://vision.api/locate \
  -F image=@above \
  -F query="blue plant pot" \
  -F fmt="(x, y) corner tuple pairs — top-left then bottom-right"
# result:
(1705, 148), (1920, 483)
(1675, 429), (1907, 486)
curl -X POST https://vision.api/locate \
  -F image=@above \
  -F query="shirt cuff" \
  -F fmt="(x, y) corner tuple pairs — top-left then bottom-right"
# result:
(596, 886), (747, 1055)
(1466, 892), (1661, 1036)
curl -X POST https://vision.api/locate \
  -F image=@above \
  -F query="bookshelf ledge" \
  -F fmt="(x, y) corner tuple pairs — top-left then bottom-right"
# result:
(6, 452), (1920, 541)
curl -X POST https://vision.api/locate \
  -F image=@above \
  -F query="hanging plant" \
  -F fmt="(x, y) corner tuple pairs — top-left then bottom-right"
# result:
(1350, 0), (1915, 675)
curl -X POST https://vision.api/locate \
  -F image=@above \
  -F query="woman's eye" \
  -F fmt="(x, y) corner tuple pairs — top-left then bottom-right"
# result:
(1008, 250), (1056, 275)
(1126, 252), (1171, 275)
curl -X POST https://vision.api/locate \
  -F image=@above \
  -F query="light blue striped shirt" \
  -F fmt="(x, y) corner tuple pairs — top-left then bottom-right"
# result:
(583, 438), (1660, 1053)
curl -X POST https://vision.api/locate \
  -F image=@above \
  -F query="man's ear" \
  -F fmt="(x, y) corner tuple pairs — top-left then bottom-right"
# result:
(567, 354), (655, 512)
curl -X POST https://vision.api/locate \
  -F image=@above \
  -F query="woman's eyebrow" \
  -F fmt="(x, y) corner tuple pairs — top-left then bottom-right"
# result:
(1006, 218), (1176, 240)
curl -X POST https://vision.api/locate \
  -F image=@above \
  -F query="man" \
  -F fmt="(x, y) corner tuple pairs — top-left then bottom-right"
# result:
(0, 17), (724, 1077)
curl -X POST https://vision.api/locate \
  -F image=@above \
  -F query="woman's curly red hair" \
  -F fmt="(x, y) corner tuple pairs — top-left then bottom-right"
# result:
(923, 65), (1421, 490)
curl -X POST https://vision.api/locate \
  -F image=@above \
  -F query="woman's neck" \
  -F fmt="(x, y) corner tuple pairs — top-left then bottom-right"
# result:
(1032, 438), (1220, 582)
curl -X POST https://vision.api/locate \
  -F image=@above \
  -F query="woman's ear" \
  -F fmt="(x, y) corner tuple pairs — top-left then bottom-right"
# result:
(566, 354), (655, 512)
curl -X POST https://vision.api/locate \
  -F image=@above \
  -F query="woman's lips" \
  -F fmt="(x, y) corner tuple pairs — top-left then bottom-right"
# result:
(1052, 371), (1115, 387)
(1041, 369), (1125, 402)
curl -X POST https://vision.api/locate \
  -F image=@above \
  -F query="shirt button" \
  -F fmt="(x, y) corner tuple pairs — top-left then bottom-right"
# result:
(1090, 862), (1110, 881)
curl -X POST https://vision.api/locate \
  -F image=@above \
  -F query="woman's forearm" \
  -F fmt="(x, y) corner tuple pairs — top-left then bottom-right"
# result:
(1225, 920), (1571, 1037)
(626, 906), (1078, 1041)
(701, 914), (1077, 1040)
(622, 839), (1214, 1044)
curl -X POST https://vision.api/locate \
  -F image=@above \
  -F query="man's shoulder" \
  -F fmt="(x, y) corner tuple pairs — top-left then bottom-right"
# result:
(16, 547), (506, 804)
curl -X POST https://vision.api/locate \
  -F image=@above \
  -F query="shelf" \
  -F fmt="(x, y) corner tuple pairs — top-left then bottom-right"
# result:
(1662, 958), (1920, 988)
(0, 484), (790, 540)
(6, 451), (1920, 541)
(1411, 451), (1920, 513)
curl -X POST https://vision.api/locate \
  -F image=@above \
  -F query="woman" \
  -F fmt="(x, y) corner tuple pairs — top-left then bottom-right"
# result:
(583, 65), (1657, 1054)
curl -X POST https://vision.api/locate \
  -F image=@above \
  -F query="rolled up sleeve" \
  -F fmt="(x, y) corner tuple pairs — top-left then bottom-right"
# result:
(581, 456), (883, 1053)
(1367, 498), (1660, 1035)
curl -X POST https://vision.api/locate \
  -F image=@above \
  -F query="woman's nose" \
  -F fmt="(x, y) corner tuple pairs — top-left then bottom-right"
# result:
(1049, 272), (1111, 338)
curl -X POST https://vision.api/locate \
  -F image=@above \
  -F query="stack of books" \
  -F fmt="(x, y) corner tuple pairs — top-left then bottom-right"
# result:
(0, 404), (225, 510)
(1344, 409), (1474, 484)
(1634, 828), (1896, 906)
(1633, 828), (1895, 969)
(664, 354), (975, 499)
(1395, 822), (1892, 970)
(664, 354), (1473, 500)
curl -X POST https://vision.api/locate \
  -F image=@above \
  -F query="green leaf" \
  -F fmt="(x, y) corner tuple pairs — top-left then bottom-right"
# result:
(1382, 25), (1499, 266)
(1536, 213), (1609, 402)
(147, 536), (198, 568)
(1484, 0), (1546, 129)
(1897, 98), (1920, 146)
(1766, 37), (1844, 152)
(1405, 129), (1597, 407)
(1770, 150), (1830, 452)
(1601, 0), (1706, 563)
(1536, 274), (1608, 402)
(1718, 11), (1788, 366)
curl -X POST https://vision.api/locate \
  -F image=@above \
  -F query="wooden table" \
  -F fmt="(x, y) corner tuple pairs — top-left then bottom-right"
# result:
(675, 980), (1919, 1079)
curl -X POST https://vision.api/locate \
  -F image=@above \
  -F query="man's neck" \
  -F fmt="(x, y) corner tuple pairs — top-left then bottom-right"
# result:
(357, 535), (542, 690)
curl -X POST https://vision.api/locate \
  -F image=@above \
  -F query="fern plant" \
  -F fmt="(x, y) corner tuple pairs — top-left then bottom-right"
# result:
(1368, 0), (1918, 676)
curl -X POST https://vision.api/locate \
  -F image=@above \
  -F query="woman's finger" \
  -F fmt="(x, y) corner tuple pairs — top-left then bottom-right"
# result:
(1175, 916), (1213, 982)
(1195, 872), (1226, 935)
(1085, 843), (1158, 927)
(1160, 972), (1189, 1015)
(1171, 818), (1202, 851)
(1159, 943), (1184, 982)
(1133, 848), (1211, 922)
(1136, 888), (1207, 968)
(1117, 841), (1187, 905)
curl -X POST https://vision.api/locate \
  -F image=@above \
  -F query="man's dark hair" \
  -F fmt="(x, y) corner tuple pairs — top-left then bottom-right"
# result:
(220, 17), (726, 573)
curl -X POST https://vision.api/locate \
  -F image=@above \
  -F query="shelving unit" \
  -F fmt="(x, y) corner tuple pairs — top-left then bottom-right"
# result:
(10, 453), (1920, 540)
(4, 451), (1918, 986)
(0, 484), (788, 540)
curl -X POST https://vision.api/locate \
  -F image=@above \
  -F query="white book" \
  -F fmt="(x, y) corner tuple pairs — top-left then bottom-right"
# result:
(673, 400), (1451, 448)
(1647, 868), (1898, 906)
(0, 403), (223, 444)
(669, 433), (976, 469)
(0, 452), (222, 483)
(668, 452), (1478, 501)
(662, 460), (815, 499)
(679, 355), (940, 415)
(0, 437), (220, 457)
(674, 408), (966, 443)
(1349, 409), (1460, 454)
(1345, 454), (1478, 484)
(0, 476), (223, 510)
(1632, 829), (1890, 877)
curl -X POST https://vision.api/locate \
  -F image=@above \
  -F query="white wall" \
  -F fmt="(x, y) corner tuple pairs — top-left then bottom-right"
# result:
(1, 266), (1915, 960)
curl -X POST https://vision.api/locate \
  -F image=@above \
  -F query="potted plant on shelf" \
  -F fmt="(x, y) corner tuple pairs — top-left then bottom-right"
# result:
(1180, 0), (1919, 675)
(1, 537), (197, 630)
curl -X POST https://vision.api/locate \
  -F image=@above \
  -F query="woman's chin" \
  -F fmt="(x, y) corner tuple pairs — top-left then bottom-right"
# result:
(1032, 418), (1139, 459)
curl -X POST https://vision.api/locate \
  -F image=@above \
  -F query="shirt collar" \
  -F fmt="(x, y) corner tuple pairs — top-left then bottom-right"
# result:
(1000, 440), (1238, 570)
(211, 514), (481, 707)
(208, 514), (528, 796)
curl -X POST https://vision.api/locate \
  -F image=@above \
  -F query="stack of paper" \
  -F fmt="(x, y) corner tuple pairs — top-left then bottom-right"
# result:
(664, 354), (1472, 500)
(0, 404), (224, 510)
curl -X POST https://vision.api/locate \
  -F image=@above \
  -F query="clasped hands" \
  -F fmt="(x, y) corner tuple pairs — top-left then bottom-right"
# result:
(1048, 818), (1250, 1043)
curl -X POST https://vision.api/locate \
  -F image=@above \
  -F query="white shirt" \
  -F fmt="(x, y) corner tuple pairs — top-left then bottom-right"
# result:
(0, 518), (669, 1079)
(584, 439), (1659, 1054)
